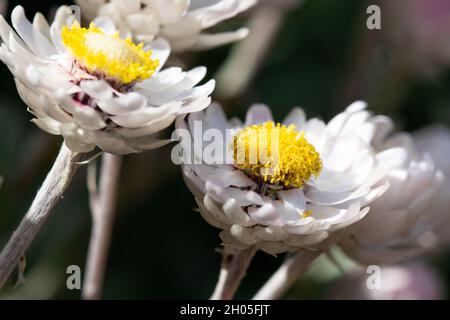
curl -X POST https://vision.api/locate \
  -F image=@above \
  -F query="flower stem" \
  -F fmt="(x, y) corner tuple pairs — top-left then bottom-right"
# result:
(253, 250), (321, 300)
(0, 143), (81, 288)
(82, 153), (122, 300)
(210, 246), (257, 300)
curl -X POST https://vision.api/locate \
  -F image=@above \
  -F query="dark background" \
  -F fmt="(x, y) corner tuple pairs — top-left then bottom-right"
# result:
(0, 0), (449, 299)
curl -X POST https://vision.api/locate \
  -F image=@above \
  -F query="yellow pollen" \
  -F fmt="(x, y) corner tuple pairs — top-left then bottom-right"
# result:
(233, 121), (323, 188)
(303, 210), (313, 218)
(61, 22), (159, 84)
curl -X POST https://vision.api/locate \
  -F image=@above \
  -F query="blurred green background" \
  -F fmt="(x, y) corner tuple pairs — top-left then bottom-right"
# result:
(0, 0), (449, 299)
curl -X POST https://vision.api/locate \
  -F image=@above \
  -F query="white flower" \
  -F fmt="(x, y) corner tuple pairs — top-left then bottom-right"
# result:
(75, 0), (257, 52)
(414, 125), (450, 248)
(0, 6), (214, 154)
(176, 102), (390, 255)
(339, 120), (444, 265)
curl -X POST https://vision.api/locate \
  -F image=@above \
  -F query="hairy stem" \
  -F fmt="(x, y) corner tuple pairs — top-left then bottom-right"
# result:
(210, 247), (257, 300)
(253, 250), (321, 300)
(0, 143), (81, 288)
(82, 153), (122, 300)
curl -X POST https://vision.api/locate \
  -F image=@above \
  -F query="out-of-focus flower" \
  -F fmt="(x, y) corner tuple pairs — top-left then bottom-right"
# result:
(176, 102), (391, 255)
(75, 0), (257, 52)
(339, 119), (444, 265)
(0, 6), (214, 154)
(414, 125), (450, 247)
(382, 0), (450, 76)
(327, 262), (445, 300)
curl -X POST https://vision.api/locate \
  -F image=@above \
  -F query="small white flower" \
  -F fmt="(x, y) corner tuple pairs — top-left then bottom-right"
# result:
(339, 120), (444, 265)
(75, 0), (257, 52)
(177, 102), (390, 255)
(0, 6), (214, 154)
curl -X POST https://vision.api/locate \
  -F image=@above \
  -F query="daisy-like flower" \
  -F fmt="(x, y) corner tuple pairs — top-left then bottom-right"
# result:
(339, 119), (444, 265)
(75, 0), (257, 52)
(176, 102), (390, 255)
(0, 6), (214, 154)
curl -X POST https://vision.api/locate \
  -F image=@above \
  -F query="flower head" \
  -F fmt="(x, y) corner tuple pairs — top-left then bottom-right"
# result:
(75, 0), (257, 51)
(0, 6), (214, 154)
(61, 22), (159, 84)
(339, 120), (444, 265)
(177, 102), (391, 255)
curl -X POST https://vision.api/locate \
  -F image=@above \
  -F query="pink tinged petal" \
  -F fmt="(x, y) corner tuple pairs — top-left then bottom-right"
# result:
(11, 6), (57, 57)
(223, 199), (255, 227)
(60, 98), (107, 130)
(80, 80), (114, 100)
(230, 224), (257, 245)
(245, 103), (273, 126)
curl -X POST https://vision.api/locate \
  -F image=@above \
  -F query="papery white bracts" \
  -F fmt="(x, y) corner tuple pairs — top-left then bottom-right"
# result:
(0, 5), (214, 154)
(176, 102), (393, 255)
(338, 119), (444, 265)
(75, 0), (257, 51)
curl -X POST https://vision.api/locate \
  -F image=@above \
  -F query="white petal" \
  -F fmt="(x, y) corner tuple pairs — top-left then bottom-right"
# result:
(244, 104), (273, 126)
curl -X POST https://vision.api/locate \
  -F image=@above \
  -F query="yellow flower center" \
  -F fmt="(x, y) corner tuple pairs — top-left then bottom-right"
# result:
(233, 121), (322, 188)
(61, 23), (159, 84)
